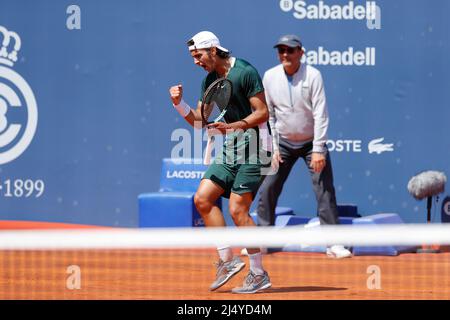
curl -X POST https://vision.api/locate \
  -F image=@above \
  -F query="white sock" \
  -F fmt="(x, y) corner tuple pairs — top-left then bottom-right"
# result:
(217, 246), (233, 262)
(248, 252), (265, 275)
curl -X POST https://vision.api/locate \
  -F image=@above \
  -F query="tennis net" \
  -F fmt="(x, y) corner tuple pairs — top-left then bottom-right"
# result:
(1, 224), (450, 300)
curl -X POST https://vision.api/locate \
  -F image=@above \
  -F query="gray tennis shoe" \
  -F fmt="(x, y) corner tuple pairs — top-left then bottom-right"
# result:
(231, 270), (272, 294)
(209, 256), (245, 291)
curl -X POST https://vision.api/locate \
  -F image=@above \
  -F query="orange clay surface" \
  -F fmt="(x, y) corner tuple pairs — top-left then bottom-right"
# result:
(1, 249), (449, 300)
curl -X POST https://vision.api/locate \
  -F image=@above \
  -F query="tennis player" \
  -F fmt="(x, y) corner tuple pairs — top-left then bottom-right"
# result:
(169, 31), (272, 294)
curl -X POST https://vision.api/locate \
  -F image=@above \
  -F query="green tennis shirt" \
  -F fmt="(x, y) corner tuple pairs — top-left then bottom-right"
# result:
(199, 58), (264, 124)
(200, 58), (270, 165)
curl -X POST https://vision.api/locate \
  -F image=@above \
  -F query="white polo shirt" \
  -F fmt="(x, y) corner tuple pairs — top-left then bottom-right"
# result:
(263, 63), (329, 153)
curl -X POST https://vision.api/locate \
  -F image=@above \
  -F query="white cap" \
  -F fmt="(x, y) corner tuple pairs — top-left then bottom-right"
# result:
(187, 31), (229, 53)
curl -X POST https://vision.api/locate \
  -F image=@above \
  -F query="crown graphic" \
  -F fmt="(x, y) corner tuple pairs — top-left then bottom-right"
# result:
(0, 25), (21, 67)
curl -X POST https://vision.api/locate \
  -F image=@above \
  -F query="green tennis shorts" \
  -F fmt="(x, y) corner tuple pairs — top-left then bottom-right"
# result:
(203, 130), (272, 198)
(202, 163), (267, 199)
(202, 141), (272, 199)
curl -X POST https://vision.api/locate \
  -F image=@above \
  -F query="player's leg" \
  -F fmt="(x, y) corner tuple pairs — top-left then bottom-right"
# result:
(194, 179), (226, 227)
(228, 165), (272, 294)
(198, 165), (246, 291)
(229, 191), (271, 294)
(228, 192), (255, 227)
(230, 161), (269, 229)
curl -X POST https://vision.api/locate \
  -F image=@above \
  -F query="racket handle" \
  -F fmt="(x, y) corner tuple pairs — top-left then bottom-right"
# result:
(204, 136), (214, 165)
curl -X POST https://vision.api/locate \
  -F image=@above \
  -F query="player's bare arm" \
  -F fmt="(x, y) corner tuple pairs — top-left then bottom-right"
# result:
(169, 84), (203, 129)
(247, 91), (270, 127)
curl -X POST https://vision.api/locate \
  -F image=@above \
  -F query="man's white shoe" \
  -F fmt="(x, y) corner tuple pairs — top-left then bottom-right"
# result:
(326, 245), (352, 259)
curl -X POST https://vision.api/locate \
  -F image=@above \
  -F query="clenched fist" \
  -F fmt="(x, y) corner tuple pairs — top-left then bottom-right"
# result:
(169, 84), (183, 105)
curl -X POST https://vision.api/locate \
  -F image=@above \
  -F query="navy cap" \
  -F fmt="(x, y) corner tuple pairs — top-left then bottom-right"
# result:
(274, 34), (304, 51)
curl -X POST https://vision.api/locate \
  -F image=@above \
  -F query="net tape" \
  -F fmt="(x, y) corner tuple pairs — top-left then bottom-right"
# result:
(1, 224), (450, 250)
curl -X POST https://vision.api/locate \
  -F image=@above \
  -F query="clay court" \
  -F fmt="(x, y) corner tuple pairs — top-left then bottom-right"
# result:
(1, 249), (449, 300)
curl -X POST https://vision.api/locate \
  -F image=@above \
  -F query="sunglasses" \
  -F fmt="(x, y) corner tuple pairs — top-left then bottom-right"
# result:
(277, 47), (297, 54)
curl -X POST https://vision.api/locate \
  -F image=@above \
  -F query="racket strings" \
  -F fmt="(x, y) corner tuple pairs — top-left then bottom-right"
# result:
(202, 102), (215, 122)
(212, 82), (232, 109)
(204, 82), (232, 123)
(201, 79), (232, 124)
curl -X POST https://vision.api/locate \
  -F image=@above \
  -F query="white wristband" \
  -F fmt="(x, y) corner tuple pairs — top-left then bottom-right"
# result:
(173, 100), (191, 118)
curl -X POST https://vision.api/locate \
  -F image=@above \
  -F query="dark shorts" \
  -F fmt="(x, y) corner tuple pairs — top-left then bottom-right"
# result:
(203, 163), (263, 199)
(203, 139), (272, 198)
(203, 129), (272, 198)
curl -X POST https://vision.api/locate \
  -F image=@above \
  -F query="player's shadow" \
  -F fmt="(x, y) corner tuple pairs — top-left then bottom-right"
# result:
(262, 286), (348, 294)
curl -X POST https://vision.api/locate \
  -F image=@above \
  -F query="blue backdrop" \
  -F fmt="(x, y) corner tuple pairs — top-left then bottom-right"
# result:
(0, 0), (449, 226)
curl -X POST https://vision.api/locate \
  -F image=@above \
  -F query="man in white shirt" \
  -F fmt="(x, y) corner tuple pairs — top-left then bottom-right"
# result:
(257, 34), (351, 259)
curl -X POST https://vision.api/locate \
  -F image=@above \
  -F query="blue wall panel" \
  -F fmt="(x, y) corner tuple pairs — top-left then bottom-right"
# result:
(0, 0), (448, 226)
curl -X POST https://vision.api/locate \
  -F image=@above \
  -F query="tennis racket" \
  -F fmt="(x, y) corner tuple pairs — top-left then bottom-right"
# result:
(200, 77), (233, 165)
